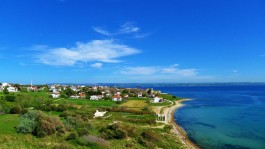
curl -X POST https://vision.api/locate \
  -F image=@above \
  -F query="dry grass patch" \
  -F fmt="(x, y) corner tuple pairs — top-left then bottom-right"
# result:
(120, 100), (147, 110)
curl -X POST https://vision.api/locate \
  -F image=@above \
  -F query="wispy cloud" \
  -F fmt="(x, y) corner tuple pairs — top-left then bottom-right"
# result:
(118, 64), (214, 82)
(93, 22), (150, 38)
(92, 27), (112, 36)
(119, 64), (214, 82)
(119, 22), (140, 34)
(121, 64), (198, 77)
(36, 39), (140, 66)
(120, 67), (157, 75)
(90, 63), (103, 68)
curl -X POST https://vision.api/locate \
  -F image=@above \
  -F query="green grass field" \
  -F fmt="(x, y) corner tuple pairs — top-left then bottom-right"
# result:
(148, 101), (172, 106)
(55, 98), (118, 107)
(0, 114), (19, 134)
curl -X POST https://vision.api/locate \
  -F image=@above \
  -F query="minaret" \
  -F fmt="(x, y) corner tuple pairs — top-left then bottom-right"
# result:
(31, 80), (33, 88)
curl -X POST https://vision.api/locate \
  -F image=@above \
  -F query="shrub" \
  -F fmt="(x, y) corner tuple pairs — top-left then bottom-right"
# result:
(100, 123), (127, 140)
(77, 135), (109, 148)
(52, 142), (71, 149)
(77, 128), (89, 137)
(66, 131), (78, 141)
(114, 129), (127, 139)
(5, 95), (16, 102)
(36, 117), (56, 136)
(16, 111), (43, 134)
(64, 116), (91, 130)
(59, 111), (72, 117)
(37, 131), (47, 138)
(164, 124), (173, 133)
(16, 116), (36, 134)
(141, 130), (160, 142)
(21, 108), (28, 114)
(16, 110), (65, 137)
(36, 115), (65, 137)
(10, 105), (22, 114)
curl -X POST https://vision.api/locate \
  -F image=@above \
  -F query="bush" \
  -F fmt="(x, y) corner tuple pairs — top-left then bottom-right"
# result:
(5, 95), (16, 102)
(66, 131), (78, 141)
(36, 117), (56, 136)
(60, 111), (72, 117)
(21, 108), (28, 115)
(37, 131), (47, 138)
(114, 129), (127, 139)
(64, 116), (91, 130)
(36, 116), (65, 137)
(76, 135), (109, 148)
(52, 142), (71, 149)
(16, 111), (43, 134)
(77, 128), (89, 136)
(16, 110), (65, 137)
(10, 105), (22, 114)
(100, 123), (127, 140)
(164, 125), (173, 133)
(141, 130), (160, 142)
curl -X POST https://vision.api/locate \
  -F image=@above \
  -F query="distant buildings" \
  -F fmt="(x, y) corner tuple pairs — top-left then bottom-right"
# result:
(112, 95), (122, 101)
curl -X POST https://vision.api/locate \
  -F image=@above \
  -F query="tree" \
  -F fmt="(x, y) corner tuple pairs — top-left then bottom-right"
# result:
(3, 86), (9, 94)
(10, 105), (22, 114)
(64, 87), (75, 98)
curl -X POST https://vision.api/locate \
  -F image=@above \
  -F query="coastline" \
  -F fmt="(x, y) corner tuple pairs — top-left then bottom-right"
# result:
(162, 99), (200, 149)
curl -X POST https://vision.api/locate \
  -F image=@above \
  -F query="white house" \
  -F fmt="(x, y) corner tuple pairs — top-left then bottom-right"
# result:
(7, 87), (18, 92)
(51, 93), (60, 98)
(94, 110), (107, 118)
(153, 97), (162, 103)
(112, 95), (122, 101)
(70, 95), (80, 99)
(138, 92), (143, 98)
(90, 95), (99, 100)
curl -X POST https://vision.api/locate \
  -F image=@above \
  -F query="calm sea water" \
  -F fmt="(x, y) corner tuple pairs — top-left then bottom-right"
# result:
(153, 85), (265, 149)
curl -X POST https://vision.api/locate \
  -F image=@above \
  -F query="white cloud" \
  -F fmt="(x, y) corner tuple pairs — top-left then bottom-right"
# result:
(37, 40), (140, 66)
(120, 67), (158, 75)
(90, 63), (103, 68)
(92, 27), (112, 36)
(93, 22), (150, 38)
(119, 22), (140, 34)
(120, 64), (199, 77)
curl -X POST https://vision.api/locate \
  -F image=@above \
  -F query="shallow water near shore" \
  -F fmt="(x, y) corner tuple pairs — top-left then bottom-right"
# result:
(153, 85), (265, 149)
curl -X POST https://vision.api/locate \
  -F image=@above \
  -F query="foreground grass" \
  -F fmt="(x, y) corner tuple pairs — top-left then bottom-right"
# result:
(0, 114), (19, 134)
(55, 99), (118, 107)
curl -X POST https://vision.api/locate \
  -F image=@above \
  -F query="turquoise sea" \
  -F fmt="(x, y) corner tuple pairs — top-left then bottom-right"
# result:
(153, 85), (265, 149)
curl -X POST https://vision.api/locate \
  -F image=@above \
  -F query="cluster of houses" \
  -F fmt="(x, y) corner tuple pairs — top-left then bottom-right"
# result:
(0, 82), (164, 103)
(0, 83), (18, 92)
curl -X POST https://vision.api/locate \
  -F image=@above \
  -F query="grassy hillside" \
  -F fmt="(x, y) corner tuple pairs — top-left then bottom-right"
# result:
(0, 91), (185, 149)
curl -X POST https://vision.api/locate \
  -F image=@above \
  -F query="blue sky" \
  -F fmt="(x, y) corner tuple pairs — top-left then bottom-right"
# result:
(0, 0), (265, 84)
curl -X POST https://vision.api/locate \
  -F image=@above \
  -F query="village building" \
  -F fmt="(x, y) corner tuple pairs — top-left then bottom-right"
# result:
(70, 95), (80, 99)
(79, 92), (86, 98)
(90, 95), (99, 100)
(137, 92), (143, 98)
(153, 97), (163, 103)
(112, 95), (122, 101)
(7, 86), (18, 92)
(51, 93), (60, 98)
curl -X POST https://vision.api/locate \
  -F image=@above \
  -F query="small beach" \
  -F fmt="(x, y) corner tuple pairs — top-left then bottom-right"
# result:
(162, 99), (200, 149)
